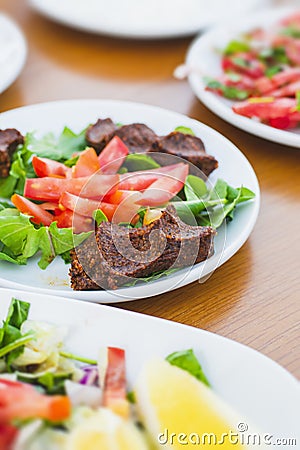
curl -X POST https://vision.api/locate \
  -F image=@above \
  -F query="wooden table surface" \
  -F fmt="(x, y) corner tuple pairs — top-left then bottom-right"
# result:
(1, 0), (299, 378)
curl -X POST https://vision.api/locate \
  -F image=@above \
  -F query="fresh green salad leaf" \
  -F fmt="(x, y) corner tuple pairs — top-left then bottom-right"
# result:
(204, 77), (249, 100)
(0, 201), (14, 211)
(122, 153), (160, 171)
(259, 47), (289, 65)
(124, 268), (178, 287)
(174, 126), (195, 135)
(184, 175), (207, 202)
(281, 26), (300, 39)
(59, 351), (97, 365)
(296, 92), (300, 111)
(18, 372), (73, 395)
(265, 65), (283, 78)
(93, 209), (108, 226)
(25, 127), (88, 161)
(223, 40), (250, 55)
(166, 349), (210, 387)
(0, 298), (33, 368)
(231, 56), (250, 68)
(0, 208), (91, 269)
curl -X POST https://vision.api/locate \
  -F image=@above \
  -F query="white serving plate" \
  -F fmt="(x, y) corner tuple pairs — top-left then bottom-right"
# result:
(186, 7), (300, 148)
(0, 288), (298, 449)
(0, 14), (27, 95)
(29, 0), (263, 39)
(0, 99), (260, 303)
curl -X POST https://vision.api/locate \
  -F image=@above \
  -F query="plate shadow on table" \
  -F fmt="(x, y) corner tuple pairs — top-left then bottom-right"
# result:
(114, 239), (255, 330)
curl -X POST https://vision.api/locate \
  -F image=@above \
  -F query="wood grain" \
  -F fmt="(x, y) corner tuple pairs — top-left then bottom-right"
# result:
(0, 0), (299, 378)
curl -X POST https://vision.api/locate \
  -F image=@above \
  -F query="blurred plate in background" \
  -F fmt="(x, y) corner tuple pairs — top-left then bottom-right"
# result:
(29, 0), (263, 39)
(0, 14), (27, 95)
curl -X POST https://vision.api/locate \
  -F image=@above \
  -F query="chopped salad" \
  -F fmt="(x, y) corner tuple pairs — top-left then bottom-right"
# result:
(205, 11), (300, 130)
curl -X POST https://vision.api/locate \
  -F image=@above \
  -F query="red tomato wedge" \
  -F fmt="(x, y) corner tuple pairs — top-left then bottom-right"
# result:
(0, 379), (71, 423)
(24, 174), (119, 201)
(118, 163), (185, 191)
(255, 68), (300, 95)
(55, 209), (94, 233)
(222, 53), (265, 79)
(103, 348), (129, 418)
(72, 147), (100, 178)
(136, 163), (189, 207)
(104, 189), (139, 205)
(11, 194), (53, 226)
(98, 136), (129, 174)
(269, 80), (300, 98)
(60, 192), (117, 221)
(232, 97), (297, 120)
(0, 424), (18, 450)
(32, 156), (70, 178)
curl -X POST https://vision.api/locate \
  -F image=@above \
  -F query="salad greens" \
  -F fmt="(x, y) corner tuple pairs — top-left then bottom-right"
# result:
(0, 209), (91, 269)
(223, 40), (251, 56)
(204, 77), (249, 100)
(122, 153), (160, 171)
(166, 349), (210, 387)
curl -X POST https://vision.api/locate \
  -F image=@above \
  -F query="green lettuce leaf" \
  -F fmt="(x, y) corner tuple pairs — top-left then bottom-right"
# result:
(122, 153), (160, 171)
(166, 349), (210, 386)
(174, 126), (195, 135)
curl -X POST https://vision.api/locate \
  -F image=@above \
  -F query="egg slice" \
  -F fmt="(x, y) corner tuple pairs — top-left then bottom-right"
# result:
(65, 407), (148, 450)
(135, 359), (268, 449)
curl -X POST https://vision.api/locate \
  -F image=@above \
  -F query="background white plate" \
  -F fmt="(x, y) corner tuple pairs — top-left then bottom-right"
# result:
(0, 288), (298, 448)
(186, 7), (300, 148)
(0, 99), (260, 303)
(0, 14), (27, 95)
(29, 0), (263, 39)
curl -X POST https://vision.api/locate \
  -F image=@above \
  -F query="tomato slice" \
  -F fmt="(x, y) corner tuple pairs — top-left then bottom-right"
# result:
(136, 163), (189, 207)
(0, 379), (71, 423)
(59, 192), (118, 222)
(98, 136), (129, 174)
(24, 174), (119, 201)
(232, 97), (297, 120)
(222, 53), (265, 79)
(104, 189), (139, 205)
(0, 424), (18, 450)
(255, 68), (300, 94)
(55, 209), (94, 233)
(103, 348), (129, 418)
(269, 80), (300, 98)
(72, 147), (100, 178)
(118, 163), (185, 191)
(32, 156), (70, 178)
(11, 194), (53, 226)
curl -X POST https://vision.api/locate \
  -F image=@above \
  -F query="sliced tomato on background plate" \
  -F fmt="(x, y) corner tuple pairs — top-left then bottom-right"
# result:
(232, 97), (297, 120)
(0, 423), (18, 450)
(55, 209), (94, 233)
(98, 136), (129, 174)
(11, 194), (53, 226)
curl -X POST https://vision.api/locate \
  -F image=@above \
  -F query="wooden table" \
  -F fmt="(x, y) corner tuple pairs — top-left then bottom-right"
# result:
(1, 0), (299, 378)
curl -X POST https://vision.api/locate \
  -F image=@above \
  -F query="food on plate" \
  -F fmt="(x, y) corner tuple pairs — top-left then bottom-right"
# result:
(70, 206), (215, 290)
(0, 129), (24, 178)
(0, 298), (262, 449)
(204, 11), (300, 130)
(0, 119), (255, 290)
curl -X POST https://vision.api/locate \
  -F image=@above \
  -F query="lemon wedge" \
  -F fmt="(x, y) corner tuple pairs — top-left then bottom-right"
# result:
(136, 359), (266, 449)
(65, 407), (148, 450)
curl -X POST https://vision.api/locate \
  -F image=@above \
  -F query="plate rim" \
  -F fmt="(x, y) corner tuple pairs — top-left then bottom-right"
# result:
(0, 98), (260, 303)
(186, 6), (300, 148)
(28, 0), (262, 39)
(0, 13), (27, 95)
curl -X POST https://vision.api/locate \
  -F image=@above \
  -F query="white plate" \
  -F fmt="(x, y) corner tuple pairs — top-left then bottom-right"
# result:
(0, 99), (260, 303)
(0, 287), (298, 447)
(29, 0), (263, 39)
(186, 7), (300, 148)
(0, 14), (27, 95)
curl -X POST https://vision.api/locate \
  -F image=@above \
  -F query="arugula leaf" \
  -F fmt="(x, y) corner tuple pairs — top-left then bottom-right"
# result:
(124, 268), (178, 287)
(281, 26), (300, 39)
(0, 298), (32, 368)
(231, 57), (250, 68)
(0, 209), (91, 269)
(26, 127), (87, 161)
(204, 77), (249, 100)
(21, 372), (72, 395)
(166, 349), (210, 387)
(122, 154), (160, 171)
(259, 47), (289, 65)
(265, 65), (283, 78)
(174, 126), (195, 136)
(223, 40), (250, 55)
(184, 175), (208, 201)
(296, 92), (300, 111)
(93, 209), (108, 226)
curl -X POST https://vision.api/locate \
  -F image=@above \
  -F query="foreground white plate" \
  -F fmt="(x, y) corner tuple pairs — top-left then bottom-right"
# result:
(0, 288), (298, 447)
(0, 99), (260, 303)
(0, 14), (27, 95)
(187, 7), (300, 148)
(29, 0), (262, 39)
